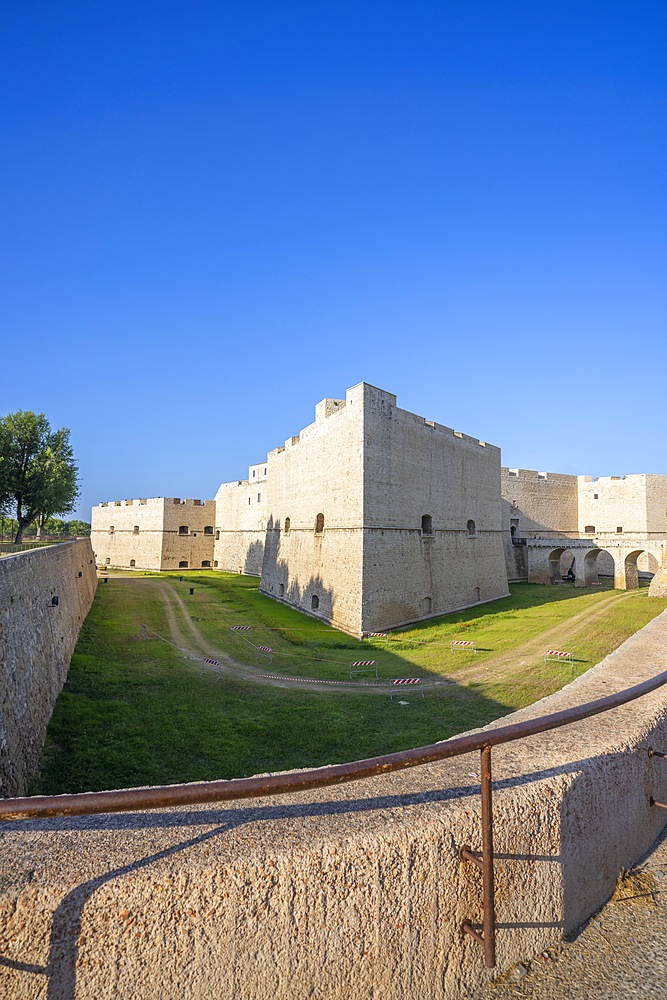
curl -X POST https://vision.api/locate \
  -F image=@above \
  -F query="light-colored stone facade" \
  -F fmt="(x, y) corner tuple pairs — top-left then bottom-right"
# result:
(501, 469), (667, 581)
(90, 383), (667, 629)
(91, 497), (216, 571)
(216, 383), (509, 635)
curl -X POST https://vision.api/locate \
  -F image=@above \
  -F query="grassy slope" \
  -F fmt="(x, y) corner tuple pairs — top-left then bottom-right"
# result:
(30, 574), (667, 794)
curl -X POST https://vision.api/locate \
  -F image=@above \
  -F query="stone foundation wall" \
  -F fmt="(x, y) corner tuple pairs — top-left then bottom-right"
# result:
(0, 540), (97, 797)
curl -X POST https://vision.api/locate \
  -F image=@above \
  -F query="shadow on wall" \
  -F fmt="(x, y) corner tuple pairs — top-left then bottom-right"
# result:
(243, 540), (265, 577)
(258, 515), (337, 624)
(8, 743), (667, 998)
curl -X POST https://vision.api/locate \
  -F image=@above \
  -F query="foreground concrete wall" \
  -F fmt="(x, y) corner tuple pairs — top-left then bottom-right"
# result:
(0, 540), (97, 797)
(2, 610), (667, 998)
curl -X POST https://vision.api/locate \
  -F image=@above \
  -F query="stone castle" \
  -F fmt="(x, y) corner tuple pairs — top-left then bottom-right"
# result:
(91, 382), (667, 636)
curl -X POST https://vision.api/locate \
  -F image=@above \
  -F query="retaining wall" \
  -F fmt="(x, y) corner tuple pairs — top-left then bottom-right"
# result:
(0, 540), (97, 797)
(1, 609), (667, 998)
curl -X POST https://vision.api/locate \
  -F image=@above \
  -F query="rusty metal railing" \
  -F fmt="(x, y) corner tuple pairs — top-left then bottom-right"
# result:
(2, 671), (667, 969)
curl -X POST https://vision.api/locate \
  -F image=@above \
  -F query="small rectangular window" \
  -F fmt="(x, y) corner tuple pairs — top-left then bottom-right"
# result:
(594, 493), (599, 499)
(257, 493), (261, 502)
(617, 526), (623, 533)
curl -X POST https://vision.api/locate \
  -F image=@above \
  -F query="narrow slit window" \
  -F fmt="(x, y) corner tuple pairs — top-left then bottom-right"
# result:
(284, 517), (291, 534)
(467, 519), (476, 537)
(421, 514), (433, 535)
(311, 594), (320, 610)
(315, 513), (324, 534)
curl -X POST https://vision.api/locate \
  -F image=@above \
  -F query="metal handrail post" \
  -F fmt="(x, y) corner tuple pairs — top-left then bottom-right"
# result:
(480, 745), (496, 968)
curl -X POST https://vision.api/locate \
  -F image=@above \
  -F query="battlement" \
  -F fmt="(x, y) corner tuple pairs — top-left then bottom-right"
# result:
(502, 468), (578, 483)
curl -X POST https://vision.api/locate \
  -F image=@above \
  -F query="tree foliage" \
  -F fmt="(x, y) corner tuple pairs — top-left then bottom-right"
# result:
(0, 411), (81, 542)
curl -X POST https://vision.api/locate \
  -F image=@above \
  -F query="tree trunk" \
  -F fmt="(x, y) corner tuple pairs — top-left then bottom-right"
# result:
(14, 514), (36, 544)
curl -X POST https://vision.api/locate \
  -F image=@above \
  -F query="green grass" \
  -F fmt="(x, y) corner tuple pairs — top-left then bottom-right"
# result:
(29, 574), (667, 795)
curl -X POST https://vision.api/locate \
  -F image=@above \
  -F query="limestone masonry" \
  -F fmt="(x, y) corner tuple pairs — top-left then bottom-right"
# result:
(91, 382), (667, 635)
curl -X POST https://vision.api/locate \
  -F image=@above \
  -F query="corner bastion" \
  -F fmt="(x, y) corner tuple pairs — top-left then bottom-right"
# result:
(0, 540), (97, 797)
(2, 607), (667, 998)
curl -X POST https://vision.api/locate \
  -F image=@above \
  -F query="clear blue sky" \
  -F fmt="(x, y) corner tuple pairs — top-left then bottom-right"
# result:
(2, 1), (665, 520)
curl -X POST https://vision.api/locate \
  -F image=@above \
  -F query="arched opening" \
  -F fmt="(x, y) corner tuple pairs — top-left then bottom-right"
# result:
(213, 560), (219, 568)
(624, 550), (645, 590)
(179, 560), (188, 568)
(204, 526), (213, 535)
(422, 596), (432, 614)
(582, 548), (604, 587)
(215, 529), (220, 539)
(133, 525), (139, 535)
(637, 551), (659, 581)
(104, 558), (111, 565)
(315, 513), (324, 534)
(108, 526), (115, 534)
(279, 583), (285, 597)
(547, 547), (569, 584)
(284, 517), (291, 534)
(129, 559), (136, 567)
(467, 519), (476, 538)
(421, 514), (433, 535)
(474, 587), (481, 602)
(202, 560), (211, 567)
(178, 525), (189, 535)
(510, 525), (516, 538)
(311, 594), (319, 610)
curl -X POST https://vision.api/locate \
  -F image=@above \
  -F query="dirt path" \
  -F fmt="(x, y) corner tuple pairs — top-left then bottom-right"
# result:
(151, 579), (398, 694)
(449, 591), (632, 685)
(125, 577), (641, 696)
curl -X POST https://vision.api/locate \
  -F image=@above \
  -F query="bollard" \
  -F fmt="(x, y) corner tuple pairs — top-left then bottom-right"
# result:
(189, 588), (194, 595)
(180, 576), (184, 582)
(103, 578), (108, 584)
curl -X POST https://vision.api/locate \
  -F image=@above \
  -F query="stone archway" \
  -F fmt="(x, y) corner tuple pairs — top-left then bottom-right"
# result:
(581, 548), (604, 587)
(623, 550), (645, 591)
(547, 545), (569, 583)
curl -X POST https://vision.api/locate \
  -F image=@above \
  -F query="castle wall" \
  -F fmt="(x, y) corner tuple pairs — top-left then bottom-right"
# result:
(361, 386), (509, 630)
(215, 386), (365, 633)
(91, 498), (215, 571)
(0, 540), (97, 796)
(501, 469), (579, 536)
(578, 475), (651, 535)
(161, 498), (216, 570)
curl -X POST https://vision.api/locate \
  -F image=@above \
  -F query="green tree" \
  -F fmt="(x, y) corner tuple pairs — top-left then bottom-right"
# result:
(0, 411), (80, 543)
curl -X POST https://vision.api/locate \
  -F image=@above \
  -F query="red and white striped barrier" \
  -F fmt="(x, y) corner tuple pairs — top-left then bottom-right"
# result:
(257, 645), (272, 653)
(365, 632), (388, 642)
(230, 625), (252, 631)
(450, 640), (476, 654)
(201, 657), (221, 679)
(390, 678), (424, 699)
(350, 660), (377, 679)
(544, 649), (573, 665)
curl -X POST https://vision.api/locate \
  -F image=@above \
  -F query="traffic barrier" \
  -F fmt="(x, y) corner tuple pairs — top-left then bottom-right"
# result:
(450, 640), (476, 654)
(350, 660), (377, 679)
(390, 677), (424, 699)
(544, 649), (574, 665)
(201, 657), (221, 679)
